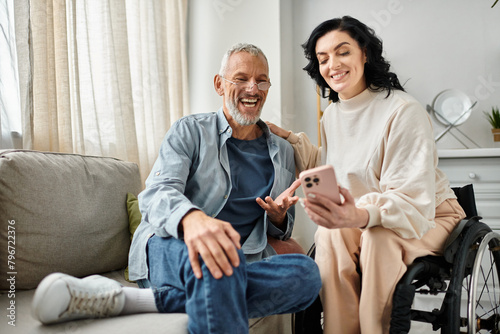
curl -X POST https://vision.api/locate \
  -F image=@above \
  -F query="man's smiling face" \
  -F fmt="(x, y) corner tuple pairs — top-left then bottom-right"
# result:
(218, 51), (270, 126)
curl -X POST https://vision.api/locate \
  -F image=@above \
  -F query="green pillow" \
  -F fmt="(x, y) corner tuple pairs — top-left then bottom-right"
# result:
(125, 192), (142, 282)
(126, 192), (142, 238)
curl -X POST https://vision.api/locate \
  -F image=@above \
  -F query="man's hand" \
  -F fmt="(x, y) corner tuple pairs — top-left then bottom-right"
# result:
(181, 210), (241, 279)
(256, 179), (301, 226)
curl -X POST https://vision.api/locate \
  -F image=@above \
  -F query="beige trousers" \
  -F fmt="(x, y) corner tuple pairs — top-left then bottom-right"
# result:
(315, 198), (466, 334)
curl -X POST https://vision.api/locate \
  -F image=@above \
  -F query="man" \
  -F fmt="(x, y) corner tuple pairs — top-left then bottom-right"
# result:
(31, 43), (321, 334)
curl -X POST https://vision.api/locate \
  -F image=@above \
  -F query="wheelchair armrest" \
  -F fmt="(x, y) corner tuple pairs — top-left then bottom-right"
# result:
(443, 216), (482, 263)
(267, 236), (306, 255)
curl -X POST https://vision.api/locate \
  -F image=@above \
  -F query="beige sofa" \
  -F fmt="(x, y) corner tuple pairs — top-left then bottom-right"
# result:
(0, 150), (291, 333)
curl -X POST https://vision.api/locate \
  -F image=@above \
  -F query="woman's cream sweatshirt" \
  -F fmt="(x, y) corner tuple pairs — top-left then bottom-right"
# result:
(287, 88), (455, 239)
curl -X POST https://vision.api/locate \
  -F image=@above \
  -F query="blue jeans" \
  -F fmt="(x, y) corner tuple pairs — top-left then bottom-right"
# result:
(145, 236), (321, 334)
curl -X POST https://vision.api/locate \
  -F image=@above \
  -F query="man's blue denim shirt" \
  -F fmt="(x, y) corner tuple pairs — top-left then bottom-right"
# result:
(128, 108), (296, 281)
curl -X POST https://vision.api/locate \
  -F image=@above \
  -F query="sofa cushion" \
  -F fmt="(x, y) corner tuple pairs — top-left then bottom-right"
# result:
(0, 150), (142, 290)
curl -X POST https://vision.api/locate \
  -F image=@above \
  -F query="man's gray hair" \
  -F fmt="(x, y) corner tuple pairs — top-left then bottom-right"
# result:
(218, 43), (268, 76)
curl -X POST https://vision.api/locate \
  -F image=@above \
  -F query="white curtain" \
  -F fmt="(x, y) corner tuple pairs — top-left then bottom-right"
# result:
(0, 0), (23, 149)
(10, 0), (189, 184)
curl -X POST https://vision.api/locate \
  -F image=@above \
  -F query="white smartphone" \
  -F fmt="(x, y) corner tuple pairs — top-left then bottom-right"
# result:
(299, 165), (341, 204)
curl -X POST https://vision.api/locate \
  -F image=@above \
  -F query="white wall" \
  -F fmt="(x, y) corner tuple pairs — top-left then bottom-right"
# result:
(188, 0), (500, 250)
(291, 0), (500, 149)
(187, 0), (294, 127)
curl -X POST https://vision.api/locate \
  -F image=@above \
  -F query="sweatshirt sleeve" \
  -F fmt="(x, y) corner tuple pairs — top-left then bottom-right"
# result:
(286, 131), (322, 173)
(356, 101), (437, 239)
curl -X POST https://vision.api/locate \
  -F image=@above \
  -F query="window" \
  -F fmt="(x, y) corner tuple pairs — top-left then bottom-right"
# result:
(0, 0), (22, 149)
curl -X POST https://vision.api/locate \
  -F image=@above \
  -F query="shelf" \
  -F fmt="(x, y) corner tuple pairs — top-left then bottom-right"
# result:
(438, 151), (500, 230)
(438, 148), (500, 159)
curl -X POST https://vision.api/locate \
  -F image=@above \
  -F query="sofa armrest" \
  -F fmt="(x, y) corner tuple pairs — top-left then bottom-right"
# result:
(267, 236), (305, 255)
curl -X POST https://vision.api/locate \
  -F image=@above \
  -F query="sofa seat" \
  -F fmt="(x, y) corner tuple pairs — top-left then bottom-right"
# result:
(0, 269), (290, 333)
(0, 270), (189, 333)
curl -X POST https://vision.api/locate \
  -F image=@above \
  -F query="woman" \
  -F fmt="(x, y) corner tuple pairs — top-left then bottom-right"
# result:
(269, 16), (465, 333)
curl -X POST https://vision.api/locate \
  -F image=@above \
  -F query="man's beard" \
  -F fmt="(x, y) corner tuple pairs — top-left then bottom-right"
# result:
(227, 96), (262, 126)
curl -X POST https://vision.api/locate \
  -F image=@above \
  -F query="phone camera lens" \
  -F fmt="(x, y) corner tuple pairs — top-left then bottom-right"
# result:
(305, 177), (311, 182)
(306, 183), (313, 188)
(313, 177), (320, 183)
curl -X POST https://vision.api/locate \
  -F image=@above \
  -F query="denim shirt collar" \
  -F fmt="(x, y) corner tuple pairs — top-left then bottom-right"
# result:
(216, 108), (232, 138)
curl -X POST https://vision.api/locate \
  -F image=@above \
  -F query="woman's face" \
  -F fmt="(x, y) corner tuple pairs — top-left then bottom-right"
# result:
(316, 30), (367, 100)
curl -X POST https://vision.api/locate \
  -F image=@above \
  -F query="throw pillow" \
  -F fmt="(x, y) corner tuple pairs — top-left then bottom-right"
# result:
(126, 192), (142, 238)
(125, 192), (142, 282)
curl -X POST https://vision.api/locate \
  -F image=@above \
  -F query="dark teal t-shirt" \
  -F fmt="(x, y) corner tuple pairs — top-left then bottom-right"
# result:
(216, 135), (274, 242)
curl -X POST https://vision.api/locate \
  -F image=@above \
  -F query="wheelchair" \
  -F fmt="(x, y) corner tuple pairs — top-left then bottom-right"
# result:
(292, 184), (500, 334)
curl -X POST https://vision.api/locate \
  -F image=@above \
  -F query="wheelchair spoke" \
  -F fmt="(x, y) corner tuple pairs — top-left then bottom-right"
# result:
(484, 254), (497, 318)
(475, 261), (492, 315)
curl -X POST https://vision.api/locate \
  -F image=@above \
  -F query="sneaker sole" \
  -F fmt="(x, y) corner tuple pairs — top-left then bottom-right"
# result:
(31, 272), (69, 324)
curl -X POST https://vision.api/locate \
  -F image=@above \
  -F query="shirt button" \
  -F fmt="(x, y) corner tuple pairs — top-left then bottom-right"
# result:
(155, 172), (160, 176)
(211, 214), (216, 217)
(224, 195), (228, 199)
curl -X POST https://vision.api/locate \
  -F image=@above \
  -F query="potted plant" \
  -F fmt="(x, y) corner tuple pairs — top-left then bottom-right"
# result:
(484, 106), (500, 141)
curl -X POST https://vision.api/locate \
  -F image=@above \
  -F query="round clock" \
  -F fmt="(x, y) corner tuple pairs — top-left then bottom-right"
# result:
(431, 89), (473, 126)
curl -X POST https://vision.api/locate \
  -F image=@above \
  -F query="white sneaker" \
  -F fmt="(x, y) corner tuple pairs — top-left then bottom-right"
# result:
(31, 272), (125, 324)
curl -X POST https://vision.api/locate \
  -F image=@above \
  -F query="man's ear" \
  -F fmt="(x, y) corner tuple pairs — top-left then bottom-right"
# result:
(214, 75), (224, 96)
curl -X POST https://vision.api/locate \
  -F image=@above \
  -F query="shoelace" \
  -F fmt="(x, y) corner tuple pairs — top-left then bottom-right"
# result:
(64, 289), (119, 318)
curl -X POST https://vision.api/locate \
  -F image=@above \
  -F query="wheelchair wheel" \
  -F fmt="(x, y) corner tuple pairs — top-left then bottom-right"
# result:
(444, 222), (500, 334)
(468, 231), (500, 333)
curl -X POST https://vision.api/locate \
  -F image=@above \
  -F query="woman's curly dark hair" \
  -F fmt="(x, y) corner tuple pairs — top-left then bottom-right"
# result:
(302, 16), (404, 102)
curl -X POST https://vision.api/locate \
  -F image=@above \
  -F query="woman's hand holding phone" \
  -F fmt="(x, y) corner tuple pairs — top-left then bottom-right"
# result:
(299, 165), (369, 229)
(299, 165), (341, 204)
